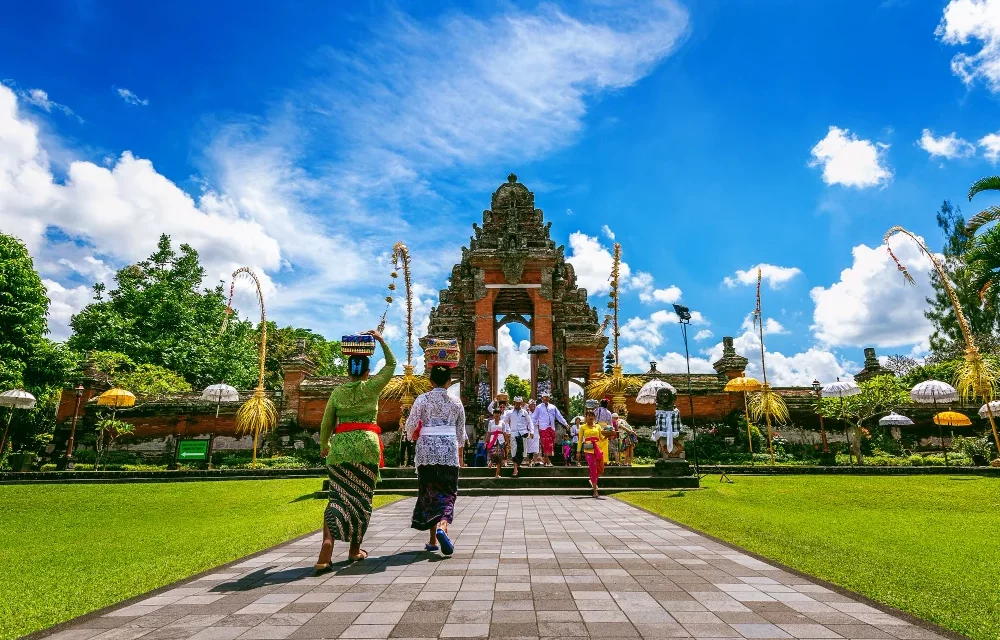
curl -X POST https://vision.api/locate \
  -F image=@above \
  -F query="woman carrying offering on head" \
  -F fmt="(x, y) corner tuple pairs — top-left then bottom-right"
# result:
(314, 330), (394, 572)
(576, 408), (606, 498)
(406, 338), (467, 555)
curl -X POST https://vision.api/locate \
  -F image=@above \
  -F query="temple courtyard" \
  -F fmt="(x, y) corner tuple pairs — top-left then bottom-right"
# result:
(6, 477), (997, 640)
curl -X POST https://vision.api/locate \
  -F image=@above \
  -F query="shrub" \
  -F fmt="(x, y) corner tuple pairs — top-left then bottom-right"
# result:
(952, 435), (992, 465)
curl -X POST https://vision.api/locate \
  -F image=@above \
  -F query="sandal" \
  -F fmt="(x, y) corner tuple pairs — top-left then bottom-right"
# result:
(313, 563), (334, 575)
(436, 529), (454, 556)
(424, 543), (439, 552)
(348, 550), (368, 562)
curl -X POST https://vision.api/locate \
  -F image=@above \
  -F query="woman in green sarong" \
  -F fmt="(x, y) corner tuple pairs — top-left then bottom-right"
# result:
(314, 329), (395, 572)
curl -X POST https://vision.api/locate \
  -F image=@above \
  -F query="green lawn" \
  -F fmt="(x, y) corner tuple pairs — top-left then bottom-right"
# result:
(618, 476), (1000, 640)
(0, 481), (403, 640)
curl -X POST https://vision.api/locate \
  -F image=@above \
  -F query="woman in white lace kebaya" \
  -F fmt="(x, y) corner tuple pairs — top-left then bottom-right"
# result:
(404, 339), (467, 555)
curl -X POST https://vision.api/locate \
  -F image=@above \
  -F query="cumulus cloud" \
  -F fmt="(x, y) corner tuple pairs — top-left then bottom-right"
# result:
(936, 0), (1000, 92)
(41, 280), (93, 340)
(918, 129), (976, 159)
(620, 308), (706, 351)
(980, 131), (1000, 162)
(694, 329), (714, 341)
(565, 231), (631, 296)
(496, 324), (531, 384)
(809, 238), (935, 348)
(116, 87), (149, 106)
(723, 264), (802, 289)
(601, 224), (616, 240)
(808, 126), (892, 188)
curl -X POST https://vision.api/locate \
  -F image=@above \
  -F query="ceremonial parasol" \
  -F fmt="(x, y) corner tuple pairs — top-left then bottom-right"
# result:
(202, 384), (239, 410)
(0, 389), (37, 454)
(97, 388), (135, 424)
(822, 379), (861, 464)
(878, 412), (914, 426)
(636, 379), (676, 404)
(979, 401), (1000, 419)
(724, 376), (762, 462)
(933, 411), (971, 427)
(911, 380), (959, 466)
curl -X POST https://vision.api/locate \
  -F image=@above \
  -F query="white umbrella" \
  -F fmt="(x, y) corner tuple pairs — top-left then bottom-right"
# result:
(636, 379), (676, 404)
(201, 384), (239, 404)
(910, 380), (958, 403)
(879, 411), (914, 426)
(821, 379), (861, 398)
(979, 401), (1000, 419)
(0, 389), (37, 454)
(911, 380), (959, 467)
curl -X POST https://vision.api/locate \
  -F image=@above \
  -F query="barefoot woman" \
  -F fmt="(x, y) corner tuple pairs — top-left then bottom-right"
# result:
(405, 338), (466, 555)
(314, 330), (395, 571)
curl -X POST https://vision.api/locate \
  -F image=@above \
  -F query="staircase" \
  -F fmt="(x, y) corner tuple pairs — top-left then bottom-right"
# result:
(325, 460), (699, 496)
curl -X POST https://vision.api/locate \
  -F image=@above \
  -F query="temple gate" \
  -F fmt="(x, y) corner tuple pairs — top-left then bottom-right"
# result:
(425, 174), (608, 418)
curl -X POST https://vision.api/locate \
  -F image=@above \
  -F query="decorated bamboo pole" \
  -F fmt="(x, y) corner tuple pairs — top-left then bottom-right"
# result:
(884, 226), (1000, 457)
(226, 267), (277, 469)
(748, 268), (790, 465)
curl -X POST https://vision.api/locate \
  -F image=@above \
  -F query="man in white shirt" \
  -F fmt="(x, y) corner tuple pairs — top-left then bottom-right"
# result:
(502, 396), (534, 477)
(594, 398), (613, 426)
(526, 399), (541, 465)
(532, 392), (568, 467)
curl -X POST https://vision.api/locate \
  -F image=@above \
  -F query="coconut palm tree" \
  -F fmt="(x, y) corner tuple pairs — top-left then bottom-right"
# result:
(965, 176), (1000, 304)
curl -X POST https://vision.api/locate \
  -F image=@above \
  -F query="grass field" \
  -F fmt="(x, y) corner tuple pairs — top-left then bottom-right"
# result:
(617, 476), (1000, 640)
(0, 481), (403, 640)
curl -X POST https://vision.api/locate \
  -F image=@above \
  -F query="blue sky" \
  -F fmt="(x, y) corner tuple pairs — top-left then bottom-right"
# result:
(3, 0), (1000, 388)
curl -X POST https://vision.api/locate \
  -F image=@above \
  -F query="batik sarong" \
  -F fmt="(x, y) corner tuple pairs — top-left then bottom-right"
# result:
(325, 461), (378, 544)
(411, 464), (459, 530)
(540, 428), (556, 456)
(487, 431), (506, 465)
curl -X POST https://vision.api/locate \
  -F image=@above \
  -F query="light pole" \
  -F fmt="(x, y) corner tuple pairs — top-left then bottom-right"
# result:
(65, 384), (84, 470)
(812, 379), (830, 454)
(673, 304), (699, 475)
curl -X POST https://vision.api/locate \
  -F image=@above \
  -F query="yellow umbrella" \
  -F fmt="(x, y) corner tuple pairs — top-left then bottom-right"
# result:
(97, 388), (135, 408)
(724, 376), (761, 463)
(933, 411), (972, 427)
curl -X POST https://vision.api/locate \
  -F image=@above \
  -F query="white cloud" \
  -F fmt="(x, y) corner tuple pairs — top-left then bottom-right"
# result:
(980, 131), (1000, 162)
(565, 231), (631, 296)
(116, 88), (149, 106)
(627, 269), (682, 304)
(694, 329), (714, 341)
(917, 129), (975, 159)
(723, 264), (802, 289)
(808, 126), (892, 188)
(41, 280), (92, 340)
(1, 82), (79, 120)
(619, 308), (706, 352)
(618, 344), (714, 375)
(702, 316), (853, 386)
(343, 301), (368, 318)
(496, 324), (531, 385)
(601, 224), (616, 240)
(936, 0), (1000, 92)
(809, 238), (935, 348)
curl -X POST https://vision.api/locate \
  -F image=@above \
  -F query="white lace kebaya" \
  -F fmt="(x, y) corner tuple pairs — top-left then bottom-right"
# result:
(405, 387), (468, 468)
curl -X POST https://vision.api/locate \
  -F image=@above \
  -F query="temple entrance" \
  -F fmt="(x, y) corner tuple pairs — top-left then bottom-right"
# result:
(426, 174), (608, 428)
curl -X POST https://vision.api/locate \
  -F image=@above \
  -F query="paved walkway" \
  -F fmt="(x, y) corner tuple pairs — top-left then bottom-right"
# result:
(44, 497), (948, 640)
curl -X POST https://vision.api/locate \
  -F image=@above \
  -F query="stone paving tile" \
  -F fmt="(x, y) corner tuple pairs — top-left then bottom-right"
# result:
(39, 497), (959, 640)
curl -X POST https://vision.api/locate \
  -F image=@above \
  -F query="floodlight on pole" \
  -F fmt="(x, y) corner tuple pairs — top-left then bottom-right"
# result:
(673, 304), (698, 475)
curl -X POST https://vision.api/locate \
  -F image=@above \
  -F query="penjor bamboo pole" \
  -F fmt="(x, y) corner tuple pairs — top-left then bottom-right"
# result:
(743, 391), (754, 466)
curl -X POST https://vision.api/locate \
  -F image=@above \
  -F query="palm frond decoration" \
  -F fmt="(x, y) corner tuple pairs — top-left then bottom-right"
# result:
(968, 175), (1000, 202)
(586, 369), (644, 400)
(748, 384), (790, 425)
(883, 224), (1000, 457)
(382, 366), (432, 400)
(966, 205), (1000, 234)
(224, 267), (277, 468)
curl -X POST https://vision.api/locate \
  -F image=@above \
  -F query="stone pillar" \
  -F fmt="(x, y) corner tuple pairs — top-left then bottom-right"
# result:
(854, 347), (892, 383)
(712, 337), (749, 380)
(281, 339), (317, 426)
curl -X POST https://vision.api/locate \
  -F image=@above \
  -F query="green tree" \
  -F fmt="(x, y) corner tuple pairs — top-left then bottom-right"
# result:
(817, 375), (909, 465)
(262, 325), (347, 388)
(68, 235), (260, 389)
(569, 393), (586, 420)
(925, 200), (1000, 359)
(503, 374), (531, 402)
(0, 235), (77, 461)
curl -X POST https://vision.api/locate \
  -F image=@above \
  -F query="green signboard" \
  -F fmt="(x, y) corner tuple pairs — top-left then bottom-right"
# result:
(178, 439), (210, 461)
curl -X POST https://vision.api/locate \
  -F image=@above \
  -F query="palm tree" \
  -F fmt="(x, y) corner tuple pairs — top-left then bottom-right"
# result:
(965, 176), (1000, 304)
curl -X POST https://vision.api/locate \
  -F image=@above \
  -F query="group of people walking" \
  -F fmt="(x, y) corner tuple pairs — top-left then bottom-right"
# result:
(314, 331), (465, 572)
(311, 331), (641, 569)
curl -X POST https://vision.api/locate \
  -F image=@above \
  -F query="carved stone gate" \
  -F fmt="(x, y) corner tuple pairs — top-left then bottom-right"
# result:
(426, 174), (608, 417)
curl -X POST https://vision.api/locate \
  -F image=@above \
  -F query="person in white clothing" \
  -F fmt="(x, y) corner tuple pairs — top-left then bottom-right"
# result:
(502, 396), (534, 477)
(485, 406), (509, 477)
(525, 399), (541, 465)
(532, 391), (568, 467)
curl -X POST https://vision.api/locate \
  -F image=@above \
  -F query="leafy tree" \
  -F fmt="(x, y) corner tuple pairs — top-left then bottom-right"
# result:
(0, 234), (49, 389)
(0, 235), (75, 461)
(87, 350), (191, 395)
(569, 394), (586, 420)
(503, 374), (531, 402)
(900, 359), (962, 389)
(883, 354), (919, 377)
(816, 375), (909, 465)
(68, 235), (261, 389)
(94, 417), (134, 470)
(925, 200), (1000, 360)
(262, 325), (347, 388)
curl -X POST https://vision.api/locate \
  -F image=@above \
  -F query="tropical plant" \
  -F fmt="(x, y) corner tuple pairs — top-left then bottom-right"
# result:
(88, 351), (191, 395)
(504, 374), (531, 402)
(924, 200), (1000, 359)
(93, 417), (135, 470)
(816, 375), (910, 465)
